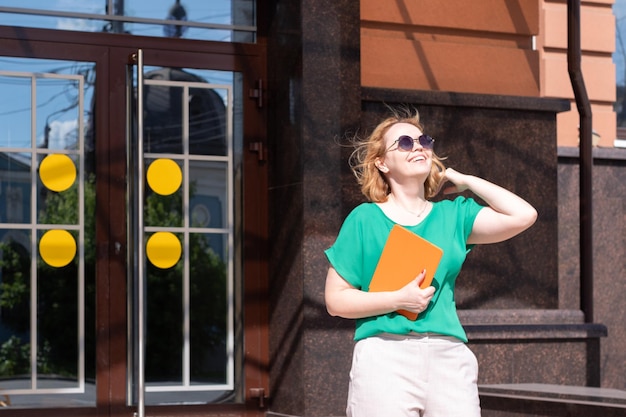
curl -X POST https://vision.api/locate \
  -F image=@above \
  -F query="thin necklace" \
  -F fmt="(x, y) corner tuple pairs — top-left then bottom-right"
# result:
(390, 195), (430, 218)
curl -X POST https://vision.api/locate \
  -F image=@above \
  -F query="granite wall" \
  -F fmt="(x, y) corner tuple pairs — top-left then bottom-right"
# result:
(265, 1), (621, 416)
(266, 0), (361, 415)
(558, 147), (626, 390)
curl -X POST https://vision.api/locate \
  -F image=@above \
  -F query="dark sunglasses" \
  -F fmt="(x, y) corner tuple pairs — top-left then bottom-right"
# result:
(387, 135), (435, 152)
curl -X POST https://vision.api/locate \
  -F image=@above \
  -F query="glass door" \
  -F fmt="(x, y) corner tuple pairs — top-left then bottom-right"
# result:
(0, 31), (268, 417)
(128, 50), (244, 410)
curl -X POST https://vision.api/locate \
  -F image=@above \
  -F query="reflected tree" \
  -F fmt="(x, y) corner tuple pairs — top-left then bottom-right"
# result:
(144, 183), (228, 383)
(0, 175), (228, 384)
(0, 175), (96, 380)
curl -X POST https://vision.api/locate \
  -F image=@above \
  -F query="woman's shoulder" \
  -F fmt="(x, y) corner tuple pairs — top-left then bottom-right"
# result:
(343, 202), (384, 223)
(349, 201), (380, 215)
(434, 195), (477, 208)
(433, 195), (483, 217)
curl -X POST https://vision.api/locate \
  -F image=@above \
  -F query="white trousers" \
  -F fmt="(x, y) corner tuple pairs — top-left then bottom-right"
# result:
(346, 333), (481, 417)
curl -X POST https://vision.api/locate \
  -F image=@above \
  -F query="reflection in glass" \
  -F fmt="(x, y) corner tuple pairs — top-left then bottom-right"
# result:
(144, 82), (185, 154)
(0, 75), (31, 149)
(0, 58), (95, 154)
(0, 58), (96, 406)
(0, 153), (32, 224)
(0, 229), (32, 381)
(190, 233), (228, 384)
(144, 68), (227, 156)
(189, 160), (228, 229)
(37, 75), (86, 150)
(145, 239), (184, 384)
(3, 0), (104, 14)
(36, 230), (79, 382)
(0, 0), (256, 42)
(143, 231), (229, 386)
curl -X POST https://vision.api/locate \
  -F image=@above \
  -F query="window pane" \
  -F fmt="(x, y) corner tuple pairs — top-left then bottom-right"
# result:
(0, 58), (96, 407)
(36, 230), (80, 384)
(0, 0), (255, 42)
(0, 75), (31, 149)
(37, 159), (80, 225)
(3, 0), (103, 13)
(144, 83), (186, 154)
(144, 158), (184, 228)
(0, 153), (32, 224)
(146, 247), (184, 385)
(189, 233), (229, 384)
(0, 228), (32, 381)
(190, 161), (228, 229)
(144, 68), (228, 156)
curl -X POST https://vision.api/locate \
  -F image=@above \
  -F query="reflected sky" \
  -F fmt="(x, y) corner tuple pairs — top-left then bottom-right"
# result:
(0, 0), (244, 41)
(0, 58), (232, 150)
(615, 0), (626, 85)
(0, 59), (93, 150)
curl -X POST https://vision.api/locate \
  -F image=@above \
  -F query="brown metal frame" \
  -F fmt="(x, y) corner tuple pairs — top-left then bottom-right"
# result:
(0, 25), (269, 417)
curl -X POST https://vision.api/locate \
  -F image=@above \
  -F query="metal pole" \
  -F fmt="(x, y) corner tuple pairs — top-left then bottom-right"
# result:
(135, 48), (146, 417)
(567, 0), (594, 322)
(111, 0), (125, 33)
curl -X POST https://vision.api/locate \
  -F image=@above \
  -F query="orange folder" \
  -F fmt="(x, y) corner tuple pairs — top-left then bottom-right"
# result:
(368, 224), (444, 320)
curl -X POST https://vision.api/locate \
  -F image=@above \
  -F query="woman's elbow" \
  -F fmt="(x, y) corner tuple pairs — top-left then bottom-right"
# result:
(522, 206), (538, 229)
(326, 305), (340, 317)
(324, 267), (350, 317)
(511, 206), (538, 237)
(324, 293), (342, 317)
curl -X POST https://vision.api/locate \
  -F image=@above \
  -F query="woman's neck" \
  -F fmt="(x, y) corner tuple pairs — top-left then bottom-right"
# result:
(385, 192), (431, 223)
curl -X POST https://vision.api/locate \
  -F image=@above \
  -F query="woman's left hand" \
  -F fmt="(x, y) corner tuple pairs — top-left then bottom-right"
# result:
(436, 168), (469, 195)
(437, 167), (537, 244)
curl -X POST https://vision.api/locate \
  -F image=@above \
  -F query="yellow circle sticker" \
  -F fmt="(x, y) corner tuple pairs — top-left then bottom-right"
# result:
(146, 158), (182, 196)
(146, 232), (182, 269)
(39, 229), (77, 268)
(39, 154), (77, 192)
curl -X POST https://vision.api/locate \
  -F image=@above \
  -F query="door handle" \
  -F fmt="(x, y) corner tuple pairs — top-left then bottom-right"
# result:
(249, 142), (267, 162)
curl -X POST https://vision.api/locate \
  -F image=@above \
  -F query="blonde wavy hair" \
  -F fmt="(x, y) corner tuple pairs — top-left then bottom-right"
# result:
(349, 107), (447, 202)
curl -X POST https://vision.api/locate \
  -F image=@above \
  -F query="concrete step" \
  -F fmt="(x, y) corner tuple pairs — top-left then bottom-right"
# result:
(479, 383), (626, 417)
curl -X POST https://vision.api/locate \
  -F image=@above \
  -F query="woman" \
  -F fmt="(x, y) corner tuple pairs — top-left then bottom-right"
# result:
(324, 108), (537, 417)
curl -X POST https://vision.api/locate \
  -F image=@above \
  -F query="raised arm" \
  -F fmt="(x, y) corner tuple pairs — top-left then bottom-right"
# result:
(440, 168), (538, 244)
(324, 267), (434, 319)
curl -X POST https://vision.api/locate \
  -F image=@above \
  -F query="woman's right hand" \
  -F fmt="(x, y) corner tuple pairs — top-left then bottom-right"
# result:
(395, 269), (435, 314)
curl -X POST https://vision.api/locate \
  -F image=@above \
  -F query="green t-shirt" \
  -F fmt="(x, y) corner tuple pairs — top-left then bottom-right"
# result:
(324, 196), (483, 342)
